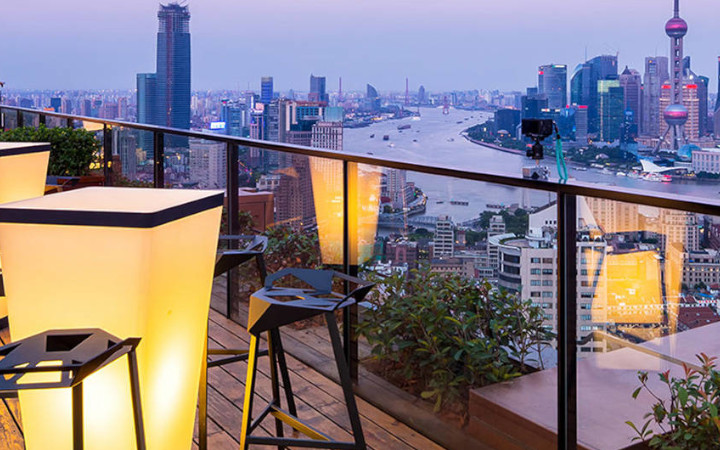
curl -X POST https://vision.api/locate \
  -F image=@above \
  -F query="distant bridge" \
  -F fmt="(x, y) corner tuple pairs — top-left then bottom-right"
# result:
(377, 214), (438, 229)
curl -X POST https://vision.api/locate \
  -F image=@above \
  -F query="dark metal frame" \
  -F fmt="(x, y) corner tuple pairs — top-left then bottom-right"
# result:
(0, 328), (146, 450)
(4, 106), (720, 449)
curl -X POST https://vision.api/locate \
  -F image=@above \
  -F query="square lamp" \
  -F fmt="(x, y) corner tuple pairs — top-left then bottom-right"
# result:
(0, 142), (51, 322)
(0, 187), (223, 450)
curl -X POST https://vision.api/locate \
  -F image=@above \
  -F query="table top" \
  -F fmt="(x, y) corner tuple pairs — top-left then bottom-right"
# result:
(0, 142), (51, 157)
(0, 187), (224, 228)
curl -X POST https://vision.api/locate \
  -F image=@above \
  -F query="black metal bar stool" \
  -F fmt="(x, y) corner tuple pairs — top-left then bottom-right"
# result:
(199, 235), (296, 450)
(240, 268), (375, 450)
(0, 328), (146, 450)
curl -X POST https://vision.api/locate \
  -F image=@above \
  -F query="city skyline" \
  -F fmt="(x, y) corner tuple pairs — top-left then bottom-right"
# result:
(1, 0), (719, 93)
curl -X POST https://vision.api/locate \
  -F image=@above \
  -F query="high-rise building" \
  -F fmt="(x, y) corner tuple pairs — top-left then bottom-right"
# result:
(494, 109), (521, 134)
(642, 56), (669, 136)
(261, 77), (274, 104)
(156, 3), (191, 141)
(309, 75), (328, 104)
(570, 63), (592, 108)
(521, 87), (548, 120)
(50, 97), (61, 112)
(189, 138), (226, 189)
(538, 64), (567, 110)
(136, 3), (190, 147)
(113, 128), (138, 181)
(311, 122), (343, 151)
(418, 85), (426, 105)
(433, 216), (454, 258)
(365, 84), (381, 112)
(619, 67), (642, 125)
(598, 80), (624, 142)
(220, 100), (246, 137)
(570, 56), (618, 134)
(682, 58), (710, 137)
(137, 73), (157, 151)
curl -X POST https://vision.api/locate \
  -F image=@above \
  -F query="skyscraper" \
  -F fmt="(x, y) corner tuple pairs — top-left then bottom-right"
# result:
(619, 66), (642, 125)
(309, 75), (328, 104)
(598, 80), (624, 142)
(641, 56), (669, 136)
(156, 3), (191, 136)
(538, 64), (567, 110)
(571, 56), (618, 134)
(136, 3), (190, 148)
(261, 77), (274, 104)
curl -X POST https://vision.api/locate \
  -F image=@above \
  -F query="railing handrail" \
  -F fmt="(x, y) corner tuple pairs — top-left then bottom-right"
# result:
(3, 104), (720, 216)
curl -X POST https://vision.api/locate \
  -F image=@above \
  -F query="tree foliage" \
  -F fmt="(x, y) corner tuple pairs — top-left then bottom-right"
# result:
(0, 125), (99, 176)
(357, 265), (553, 412)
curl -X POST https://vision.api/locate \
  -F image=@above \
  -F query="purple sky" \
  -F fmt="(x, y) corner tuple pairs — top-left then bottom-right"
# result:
(1, 0), (719, 94)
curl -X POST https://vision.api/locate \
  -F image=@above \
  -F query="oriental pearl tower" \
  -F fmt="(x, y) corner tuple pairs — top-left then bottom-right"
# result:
(657, 0), (689, 151)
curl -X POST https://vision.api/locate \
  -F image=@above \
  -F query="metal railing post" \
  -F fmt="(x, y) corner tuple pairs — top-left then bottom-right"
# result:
(226, 142), (240, 320)
(342, 161), (359, 382)
(153, 131), (164, 189)
(66, 118), (74, 129)
(103, 124), (112, 186)
(39, 113), (46, 127)
(557, 192), (578, 450)
(16, 110), (23, 128)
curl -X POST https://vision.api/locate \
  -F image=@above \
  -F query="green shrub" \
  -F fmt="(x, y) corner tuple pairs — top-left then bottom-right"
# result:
(357, 265), (554, 411)
(627, 353), (720, 449)
(0, 125), (99, 176)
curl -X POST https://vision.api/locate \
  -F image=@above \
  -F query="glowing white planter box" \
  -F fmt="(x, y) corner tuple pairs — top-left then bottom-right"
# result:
(0, 142), (51, 321)
(0, 187), (223, 450)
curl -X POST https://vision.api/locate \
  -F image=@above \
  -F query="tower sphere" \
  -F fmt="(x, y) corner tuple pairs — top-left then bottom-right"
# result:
(664, 104), (688, 126)
(665, 17), (688, 38)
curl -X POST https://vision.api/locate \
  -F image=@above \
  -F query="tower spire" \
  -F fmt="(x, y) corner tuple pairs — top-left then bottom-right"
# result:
(674, 0), (679, 17)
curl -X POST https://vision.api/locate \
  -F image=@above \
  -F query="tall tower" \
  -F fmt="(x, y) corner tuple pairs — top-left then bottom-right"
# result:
(261, 77), (274, 104)
(156, 3), (191, 135)
(659, 0), (689, 151)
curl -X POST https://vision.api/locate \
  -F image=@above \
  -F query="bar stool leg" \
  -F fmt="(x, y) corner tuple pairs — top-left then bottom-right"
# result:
(127, 348), (147, 450)
(239, 334), (260, 450)
(199, 331), (209, 450)
(325, 312), (367, 450)
(72, 382), (83, 450)
(271, 328), (296, 416)
(267, 330), (286, 450)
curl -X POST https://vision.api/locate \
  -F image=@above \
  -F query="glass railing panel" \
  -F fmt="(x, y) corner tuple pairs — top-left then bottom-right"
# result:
(111, 126), (153, 186)
(45, 115), (66, 129)
(22, 111), (39, 128)
(354, 166), (558, 446)
(577, 197), (719, 449)
(1, 108), (18, 130)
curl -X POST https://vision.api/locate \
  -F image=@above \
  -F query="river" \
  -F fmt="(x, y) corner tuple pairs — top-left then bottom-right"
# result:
(343, 107), (720, 223)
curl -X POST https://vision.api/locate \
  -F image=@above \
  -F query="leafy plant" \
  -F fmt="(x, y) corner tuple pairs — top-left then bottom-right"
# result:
(0, 125), (100, 176)
(627, 353), (720, 449)
(357, 265), (554, 412)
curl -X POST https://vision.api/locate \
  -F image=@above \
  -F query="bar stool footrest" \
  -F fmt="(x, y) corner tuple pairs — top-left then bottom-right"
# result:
(247, 435), (360, 450)
(207, 348), (268, 368)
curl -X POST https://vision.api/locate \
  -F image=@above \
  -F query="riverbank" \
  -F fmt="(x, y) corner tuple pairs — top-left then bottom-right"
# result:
(461, 133), (525, 156)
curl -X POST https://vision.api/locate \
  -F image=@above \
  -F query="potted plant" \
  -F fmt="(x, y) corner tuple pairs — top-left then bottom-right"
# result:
(627, 353), (720, 449)
(0, 125), (101, 191)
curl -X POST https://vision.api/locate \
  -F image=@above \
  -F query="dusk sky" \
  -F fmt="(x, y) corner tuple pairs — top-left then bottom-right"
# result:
(1, 0), (719, 94)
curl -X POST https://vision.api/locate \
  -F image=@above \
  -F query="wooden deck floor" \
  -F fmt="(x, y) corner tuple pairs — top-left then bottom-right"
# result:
(0, 282), (443, 450)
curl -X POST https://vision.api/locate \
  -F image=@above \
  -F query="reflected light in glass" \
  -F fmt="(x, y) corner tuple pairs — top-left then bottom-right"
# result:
(311, 160), (381, 265)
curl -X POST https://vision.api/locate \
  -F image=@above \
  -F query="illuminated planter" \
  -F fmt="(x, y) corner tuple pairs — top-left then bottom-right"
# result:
(310, 160), (381, 265)
(0, 187), (223, 450)
(0, 142), (51, 321)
